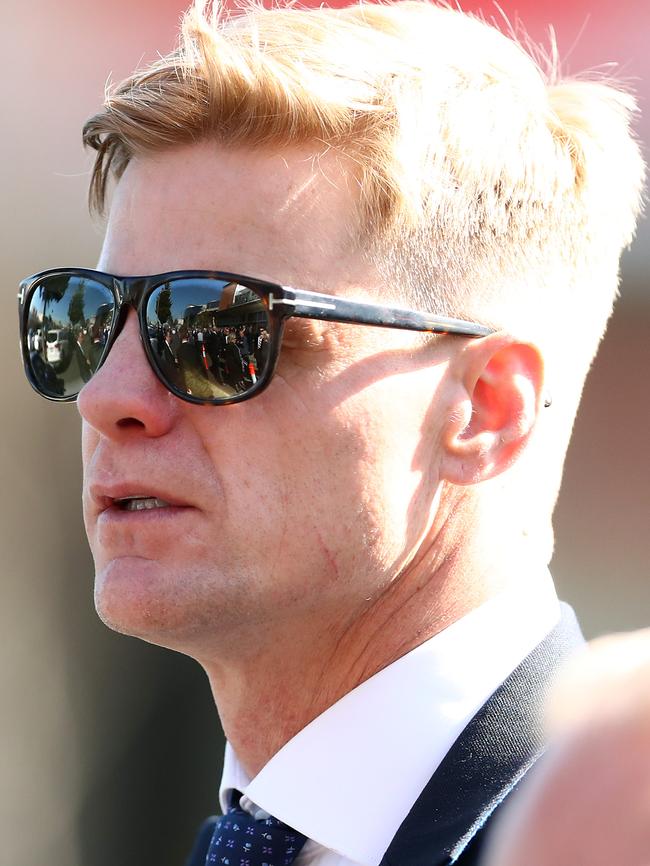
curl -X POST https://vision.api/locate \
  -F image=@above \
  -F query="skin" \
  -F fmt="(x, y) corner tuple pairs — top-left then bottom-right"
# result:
(79, 140), (546, 776)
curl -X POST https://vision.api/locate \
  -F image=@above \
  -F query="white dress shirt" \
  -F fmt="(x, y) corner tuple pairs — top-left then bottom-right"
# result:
(219, 577), (560, 866)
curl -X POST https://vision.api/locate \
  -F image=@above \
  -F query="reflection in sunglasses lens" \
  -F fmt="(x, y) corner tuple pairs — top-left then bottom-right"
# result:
(146, 279), (271, 402)
(25, 276), (115, 399)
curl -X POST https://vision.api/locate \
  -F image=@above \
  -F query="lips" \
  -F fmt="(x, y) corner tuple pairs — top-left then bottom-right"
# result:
(88, 481), (194, 517)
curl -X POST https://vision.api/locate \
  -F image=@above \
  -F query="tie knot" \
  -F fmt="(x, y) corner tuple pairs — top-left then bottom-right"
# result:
(205, 796), (308, 866)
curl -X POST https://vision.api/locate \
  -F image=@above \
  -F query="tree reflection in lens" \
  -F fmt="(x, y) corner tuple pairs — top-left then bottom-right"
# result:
(26, 277), (114, 399)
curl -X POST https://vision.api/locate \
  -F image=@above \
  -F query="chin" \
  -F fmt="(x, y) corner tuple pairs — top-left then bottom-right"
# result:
(93, 555), (204, 649)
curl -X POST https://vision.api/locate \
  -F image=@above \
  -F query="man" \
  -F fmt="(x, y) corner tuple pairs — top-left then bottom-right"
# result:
(17, 2), (644, 865)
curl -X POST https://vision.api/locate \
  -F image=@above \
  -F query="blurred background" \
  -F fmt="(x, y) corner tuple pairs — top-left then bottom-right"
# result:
(2, 1), (648, 864)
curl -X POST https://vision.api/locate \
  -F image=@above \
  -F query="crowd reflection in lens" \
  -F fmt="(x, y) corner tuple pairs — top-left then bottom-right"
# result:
(147, 280), (271, 401)
(151, 323), (271, 399)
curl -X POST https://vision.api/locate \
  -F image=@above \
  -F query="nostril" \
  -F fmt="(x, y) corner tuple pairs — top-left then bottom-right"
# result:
(116, 417), (146, 430)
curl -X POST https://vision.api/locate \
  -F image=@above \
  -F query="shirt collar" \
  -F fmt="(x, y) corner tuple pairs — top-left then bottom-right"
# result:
(220, 576), (559, 866)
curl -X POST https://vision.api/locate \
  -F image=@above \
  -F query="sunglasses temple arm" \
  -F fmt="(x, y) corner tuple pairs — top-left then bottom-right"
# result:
(282, 290), (494, 338)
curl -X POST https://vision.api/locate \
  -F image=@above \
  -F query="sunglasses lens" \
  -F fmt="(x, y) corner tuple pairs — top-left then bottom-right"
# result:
(23, 274), (115, 399)
(145, 278), (271, 402)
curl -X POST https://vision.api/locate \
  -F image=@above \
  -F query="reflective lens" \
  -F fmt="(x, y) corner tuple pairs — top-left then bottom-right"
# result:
(145, 278), (271, 402)
(24, 275), (115, 399)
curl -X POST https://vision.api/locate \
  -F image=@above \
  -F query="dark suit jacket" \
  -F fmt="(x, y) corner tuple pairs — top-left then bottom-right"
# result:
(186, 604), (583, 866)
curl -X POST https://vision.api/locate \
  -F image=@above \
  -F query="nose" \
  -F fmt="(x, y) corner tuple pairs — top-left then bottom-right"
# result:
(77, 309), (180, 439)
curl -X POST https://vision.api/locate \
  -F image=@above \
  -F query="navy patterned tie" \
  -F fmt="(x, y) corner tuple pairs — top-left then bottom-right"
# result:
(205, 793), (308, 866)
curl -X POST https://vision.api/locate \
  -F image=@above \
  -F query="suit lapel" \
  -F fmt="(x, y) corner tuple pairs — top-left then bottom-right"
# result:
(380, 604), (584, 866)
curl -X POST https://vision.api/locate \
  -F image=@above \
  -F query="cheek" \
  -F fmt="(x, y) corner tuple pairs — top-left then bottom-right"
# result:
(342, 403), (433, 532)
(266, 378), (438, 576)
(319, 370), (444, 562)
(188, 390), (366, 595)
(181, 355), (443, 599)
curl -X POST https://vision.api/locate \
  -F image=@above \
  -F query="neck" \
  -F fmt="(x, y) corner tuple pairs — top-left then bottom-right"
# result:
(199, 501), (550, 778)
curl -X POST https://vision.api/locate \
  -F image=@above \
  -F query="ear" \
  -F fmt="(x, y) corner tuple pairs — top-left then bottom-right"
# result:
(439, 333), (545, 485)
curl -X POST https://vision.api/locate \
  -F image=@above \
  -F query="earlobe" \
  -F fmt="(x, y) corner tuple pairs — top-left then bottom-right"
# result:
(439, 334), (545, 486)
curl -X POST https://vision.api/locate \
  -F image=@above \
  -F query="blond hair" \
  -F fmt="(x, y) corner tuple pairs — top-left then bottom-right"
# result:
(83, 0), (645, 354)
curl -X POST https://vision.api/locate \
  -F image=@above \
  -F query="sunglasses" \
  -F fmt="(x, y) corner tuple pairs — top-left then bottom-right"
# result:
(18, 268), (493, 406)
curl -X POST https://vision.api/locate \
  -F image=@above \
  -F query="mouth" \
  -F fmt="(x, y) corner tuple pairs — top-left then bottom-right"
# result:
(113, 496), (173, 512)
(89, 480), (196, 520)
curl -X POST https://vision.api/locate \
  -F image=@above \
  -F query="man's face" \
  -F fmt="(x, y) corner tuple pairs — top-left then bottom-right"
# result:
(80, 141), (452, 660)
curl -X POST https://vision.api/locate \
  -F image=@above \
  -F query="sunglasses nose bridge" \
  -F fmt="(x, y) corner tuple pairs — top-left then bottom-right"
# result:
(117, 276), (146, 306)
(98, 278), (143, 363)
(110, 276), (148, 340)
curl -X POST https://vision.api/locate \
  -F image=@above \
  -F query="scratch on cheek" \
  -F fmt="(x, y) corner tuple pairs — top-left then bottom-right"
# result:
(269, 521), (288, 584)
(267, 483), (290, 584)
(315, 528), (340, 582)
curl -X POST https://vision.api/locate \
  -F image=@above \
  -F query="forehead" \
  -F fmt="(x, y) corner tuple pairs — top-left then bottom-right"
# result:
(99, 141), (370, 290)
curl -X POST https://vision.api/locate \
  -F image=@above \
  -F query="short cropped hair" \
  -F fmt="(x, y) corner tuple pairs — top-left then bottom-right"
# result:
(83, 1), (644, 358)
